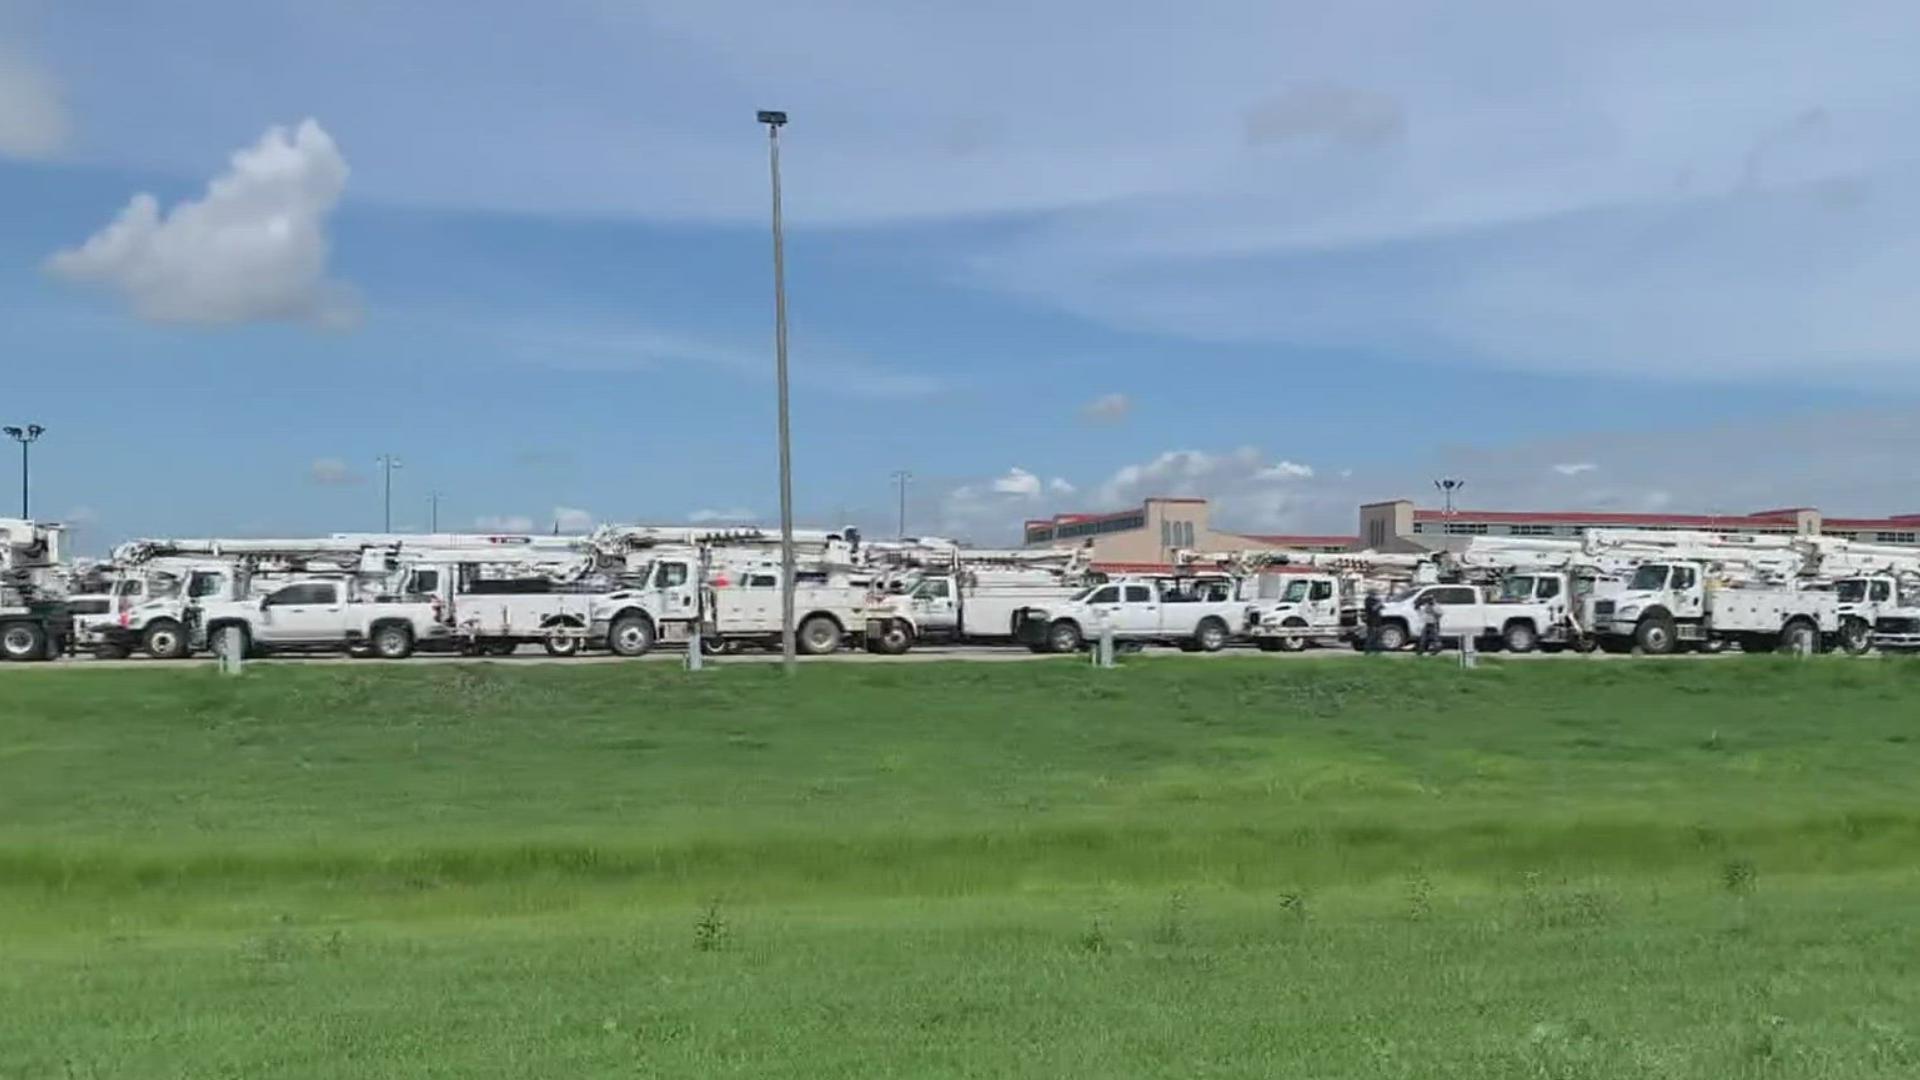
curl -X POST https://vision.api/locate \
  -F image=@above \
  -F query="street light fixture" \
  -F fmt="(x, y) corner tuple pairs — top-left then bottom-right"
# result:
(2, 424), (45, 519)
(376, 454), (404, 532)
(759, 107), (797, 674)
(1434, 478), (1465, 524)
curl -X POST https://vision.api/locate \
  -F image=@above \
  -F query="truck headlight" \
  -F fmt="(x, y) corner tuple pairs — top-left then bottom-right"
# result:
(1615, 605), (1640, 620)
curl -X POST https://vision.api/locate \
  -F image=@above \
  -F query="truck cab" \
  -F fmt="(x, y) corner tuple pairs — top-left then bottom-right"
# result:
(1244, 573), (1350, 651)
(1831, 575), (1920, 653)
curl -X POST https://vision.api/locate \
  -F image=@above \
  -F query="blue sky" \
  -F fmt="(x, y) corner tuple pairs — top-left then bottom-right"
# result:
(4, 1), (1919, 551)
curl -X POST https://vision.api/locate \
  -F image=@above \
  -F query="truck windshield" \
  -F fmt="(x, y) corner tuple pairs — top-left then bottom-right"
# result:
(1280, 579), (1311, 603)
(909, 578), (949, 600)
(1836, 579), (1869, 602)
(1627, 565), (1669, 591)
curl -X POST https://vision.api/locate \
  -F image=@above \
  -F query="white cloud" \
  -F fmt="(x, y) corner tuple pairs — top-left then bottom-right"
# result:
(552, 506), (594, 532)
(990, 467), (1043, 498)
(1081, 392), (1131, 423)
(475, 514), (535, 533)
(0, 51), (68, 159)
(1256, 460), (1314, 481)
(1552, 462), (1598, 476)
(308, 457), (360, 485)
(46, 119), (358, 327)
(1048, 477), (1076, 495)
(689, 507), (756, 524)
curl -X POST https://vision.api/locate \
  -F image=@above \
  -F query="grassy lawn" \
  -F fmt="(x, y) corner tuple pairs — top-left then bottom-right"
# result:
(2, 658), (1917, 1077)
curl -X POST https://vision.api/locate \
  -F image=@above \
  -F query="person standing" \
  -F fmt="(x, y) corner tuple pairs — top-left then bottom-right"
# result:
(1362, 590), (1383, 653)
(1417, 592), (1442, 655)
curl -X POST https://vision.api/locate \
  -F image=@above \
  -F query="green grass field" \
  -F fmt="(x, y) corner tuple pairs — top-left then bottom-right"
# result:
(3, 657), (1918, 1078)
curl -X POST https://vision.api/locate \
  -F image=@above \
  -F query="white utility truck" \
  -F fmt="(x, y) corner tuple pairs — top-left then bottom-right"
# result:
(1012, 575), (1243, 654)
(0, 519), (70, 662)
(1238, 550), (1435, 651)
(861, 547), (1100, 654)
(1585, 530), (1835, 654)
(1794, 536), (1920, 654)
(586, 527), (875, 656)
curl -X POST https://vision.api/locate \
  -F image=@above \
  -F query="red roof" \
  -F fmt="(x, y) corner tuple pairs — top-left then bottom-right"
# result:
(1235, 533), (1355, 547)
(1412, 506), (1920, 530)
(1412, 508), (1801, 527)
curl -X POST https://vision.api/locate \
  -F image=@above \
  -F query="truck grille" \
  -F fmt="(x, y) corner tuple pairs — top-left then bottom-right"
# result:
(1593, 600), (1615, 618)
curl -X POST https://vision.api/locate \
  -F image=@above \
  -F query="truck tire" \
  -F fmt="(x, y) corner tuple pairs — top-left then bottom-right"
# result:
(1838, 618), (1873, 656)
(1633, 616), (1677, 656)
(1047, 619), (1083, 654)
(542, 636), (580, 658)
(1277, 619), (1310, 652)
(1195, 618), (1230, 653)
(1502, 620), (1539, 654)
(1375, 621), (1409, 652)
(1, 621), (48, 662)
(142, 620), (190, 660)
(608, 613), (655, 657)
(1779, 620), (1820, 655)
(797, 615), (842, 656)
(372, 623), (415, 660)
(870, 620), (913, 656)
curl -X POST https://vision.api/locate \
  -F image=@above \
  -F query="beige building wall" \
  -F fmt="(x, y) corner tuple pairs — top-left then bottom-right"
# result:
(1358, 499), (1422, 552)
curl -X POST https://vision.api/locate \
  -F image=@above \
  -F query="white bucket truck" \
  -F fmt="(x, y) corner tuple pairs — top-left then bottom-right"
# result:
(0, 519), (71, 662)
(861, 547), (1100, 654)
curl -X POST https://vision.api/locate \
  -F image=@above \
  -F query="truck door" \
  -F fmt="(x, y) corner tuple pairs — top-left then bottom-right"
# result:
(1434, 586), (1484, 638)
(1669, 565), (1704, 619)
(1119, 583), (1162, 633)
(1306, 578), (1337, 625)
(258, 581), (342, 642)
(916, 576), (959, 634)
(653, 560), (697, 620)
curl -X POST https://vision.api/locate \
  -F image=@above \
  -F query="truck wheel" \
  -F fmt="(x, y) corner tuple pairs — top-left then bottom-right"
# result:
(797, 615), (842, 656)
(608, 614), (655, 657)
(1277, 620), (1310, 652)
(1779, 620), (1820, 655)
(1195, 618), (1230, 653)
(373, 623), (415, 660)
(1047, 620), (1083, 654)
(542, 636), (580, 658)
(1838, 618), (1873, 656)
(1633, 616), (1677, 656)
(1375, 622), (1409, 652)
(1502, 621), (1539, 654)
(1570, 636), (1597, 654)
(142, 620), (190, 660)
(1, 621), (48, 662)
(871, 620), (913, 656)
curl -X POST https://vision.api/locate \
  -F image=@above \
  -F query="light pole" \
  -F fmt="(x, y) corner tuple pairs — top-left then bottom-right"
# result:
(2, 424), (44, 519)
(427, 491), (441, 533)
(892, 470), (912, 538)
(377, 454), (403, 532)
(1434, 478), (1464, 531)
(759, 108), (797, 673)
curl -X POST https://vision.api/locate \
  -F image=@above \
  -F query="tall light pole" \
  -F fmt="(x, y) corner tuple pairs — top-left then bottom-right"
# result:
(427, 491), (442, 533)
(759, 108), (798, 673)
(1434, 477), (1464, 533)
(892, 470), (912, 538)
(377, 454), (403, 532)
(2, 424), (44, 519)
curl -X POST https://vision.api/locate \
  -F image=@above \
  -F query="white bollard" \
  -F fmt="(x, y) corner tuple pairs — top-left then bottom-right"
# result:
(1094, 621), (1116, 669)
(218, 626), (245, 676)
(686, 625), (704, 672)
(1459, 633), (1478, 670)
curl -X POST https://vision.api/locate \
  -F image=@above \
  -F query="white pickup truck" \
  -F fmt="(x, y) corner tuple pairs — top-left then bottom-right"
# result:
(200, 577), (450, 659)
(1013, 576), (1241, 654)
(1372, 583), (1558, 653)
